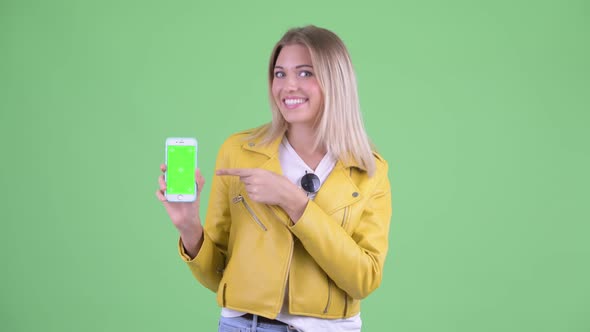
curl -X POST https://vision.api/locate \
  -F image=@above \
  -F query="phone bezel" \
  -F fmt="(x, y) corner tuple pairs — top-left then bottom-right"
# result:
(165, 137), (198, 202)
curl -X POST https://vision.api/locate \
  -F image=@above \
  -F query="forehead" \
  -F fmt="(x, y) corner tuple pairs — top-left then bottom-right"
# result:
(275, 44), (312, 66)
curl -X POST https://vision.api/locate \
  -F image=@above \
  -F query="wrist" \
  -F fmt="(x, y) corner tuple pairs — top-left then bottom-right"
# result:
(176, 216), (201, 236)
(281, 189), (308, 223)
(179, 226), (203, 258)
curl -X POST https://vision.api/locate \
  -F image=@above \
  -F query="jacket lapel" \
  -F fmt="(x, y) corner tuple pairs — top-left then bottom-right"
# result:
(314, 160), (361, 215)
(241, 136), (362, 221)
(241, 137), (283, 175)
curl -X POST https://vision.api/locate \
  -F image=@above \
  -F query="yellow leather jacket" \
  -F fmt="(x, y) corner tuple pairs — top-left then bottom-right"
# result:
(179, 129), (392, 319)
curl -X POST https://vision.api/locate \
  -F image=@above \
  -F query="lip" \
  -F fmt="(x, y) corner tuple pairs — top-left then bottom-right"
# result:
(282, 96), (308, 110)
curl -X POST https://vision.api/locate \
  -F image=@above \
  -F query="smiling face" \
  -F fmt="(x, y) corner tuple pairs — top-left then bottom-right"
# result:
(271, 44), (323, 128)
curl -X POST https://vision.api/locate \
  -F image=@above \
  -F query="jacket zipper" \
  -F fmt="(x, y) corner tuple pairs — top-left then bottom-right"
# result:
(341, 206), (349, 228)
(343, 293), (348, 318)
(268, 207), (294, 314)
(282, 239), (294, 313)
(342, 168), (353, 230)
(323, 277), (332, 314)
(232, 194), (267, 231)
(222, 283), (227, 307)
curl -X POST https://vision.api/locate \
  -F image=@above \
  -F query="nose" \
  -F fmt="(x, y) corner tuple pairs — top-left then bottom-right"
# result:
(285, 74), (298, 91)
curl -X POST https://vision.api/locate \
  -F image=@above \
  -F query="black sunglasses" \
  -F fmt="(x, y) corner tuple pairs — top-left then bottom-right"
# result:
(301, 171), (321, 194)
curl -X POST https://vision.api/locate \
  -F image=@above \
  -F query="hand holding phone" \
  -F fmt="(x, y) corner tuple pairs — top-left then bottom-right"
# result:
(156, 137), (204, 258)
(165, 137), (198, 202)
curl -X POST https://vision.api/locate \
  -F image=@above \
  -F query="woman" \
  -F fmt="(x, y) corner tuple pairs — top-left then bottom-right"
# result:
(157, 25), (392, 332)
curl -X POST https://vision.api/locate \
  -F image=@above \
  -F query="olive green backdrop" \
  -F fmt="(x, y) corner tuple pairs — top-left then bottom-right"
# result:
(1, 0), (588, 331)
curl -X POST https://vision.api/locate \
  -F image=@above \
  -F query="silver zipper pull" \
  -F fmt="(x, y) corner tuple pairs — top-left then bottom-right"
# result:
(232, 195), (243, 204)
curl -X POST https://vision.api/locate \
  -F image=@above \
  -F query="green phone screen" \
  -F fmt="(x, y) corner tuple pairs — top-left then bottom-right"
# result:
(166, 145), (196, 195)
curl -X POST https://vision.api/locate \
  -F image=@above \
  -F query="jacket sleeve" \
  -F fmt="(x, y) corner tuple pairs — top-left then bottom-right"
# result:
(178, 140), (232, 292)
(288, 161), (392, 300)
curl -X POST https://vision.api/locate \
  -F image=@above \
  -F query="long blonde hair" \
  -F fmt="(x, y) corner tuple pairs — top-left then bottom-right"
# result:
(254, 25), (376, 176)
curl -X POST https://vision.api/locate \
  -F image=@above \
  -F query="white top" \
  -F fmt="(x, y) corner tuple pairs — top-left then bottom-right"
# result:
(221, 137), (362, 331)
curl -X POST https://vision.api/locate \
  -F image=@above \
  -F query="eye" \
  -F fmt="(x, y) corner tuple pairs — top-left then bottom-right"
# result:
(274, 71), (285, 78)
(299, 70), (313, 77)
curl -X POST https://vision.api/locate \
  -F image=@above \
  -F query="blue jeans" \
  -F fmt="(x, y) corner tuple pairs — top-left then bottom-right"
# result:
(218, 315), (301, 332)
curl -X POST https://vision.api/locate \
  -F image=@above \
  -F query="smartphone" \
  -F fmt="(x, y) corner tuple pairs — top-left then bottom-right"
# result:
(165, 137), (198, 202)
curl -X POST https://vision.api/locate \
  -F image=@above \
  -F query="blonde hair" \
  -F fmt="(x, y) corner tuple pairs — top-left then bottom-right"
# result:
(254, 25), (376, 176)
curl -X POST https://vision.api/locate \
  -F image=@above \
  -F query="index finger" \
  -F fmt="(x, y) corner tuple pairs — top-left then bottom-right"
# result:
(216, 168), (255, 177)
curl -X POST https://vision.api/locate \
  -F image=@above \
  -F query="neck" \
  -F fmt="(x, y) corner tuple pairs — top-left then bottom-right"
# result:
(286, 124), (327, 169)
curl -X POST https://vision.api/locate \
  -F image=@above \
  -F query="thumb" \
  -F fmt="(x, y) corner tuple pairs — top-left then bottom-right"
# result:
(195, 169), (205, 197)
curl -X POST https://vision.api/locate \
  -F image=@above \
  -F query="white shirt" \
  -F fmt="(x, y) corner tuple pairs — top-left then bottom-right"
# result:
(221, 137), (362, 331)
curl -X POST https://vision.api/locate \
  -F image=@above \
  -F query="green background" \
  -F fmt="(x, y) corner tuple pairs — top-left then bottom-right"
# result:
(1, 0), (588, 331)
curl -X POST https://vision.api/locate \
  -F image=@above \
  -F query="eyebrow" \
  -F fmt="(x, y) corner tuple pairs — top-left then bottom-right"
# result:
(274, 64), (314, 69)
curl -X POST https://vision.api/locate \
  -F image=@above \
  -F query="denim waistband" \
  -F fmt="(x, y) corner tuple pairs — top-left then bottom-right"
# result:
(218, 314), (300, 332)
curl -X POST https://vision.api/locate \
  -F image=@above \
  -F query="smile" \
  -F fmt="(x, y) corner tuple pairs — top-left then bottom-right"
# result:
(283, 98), (308, 107)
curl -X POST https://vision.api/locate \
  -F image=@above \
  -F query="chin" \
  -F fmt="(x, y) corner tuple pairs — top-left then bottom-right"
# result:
(283, 118), (316, 127)
(280, 112), (304, 123)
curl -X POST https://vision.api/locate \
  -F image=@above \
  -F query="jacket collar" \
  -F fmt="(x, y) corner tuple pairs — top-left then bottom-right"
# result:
(242, 134), (362, 216)
(241, 134), (364, 169)
(241, 135), (283, 159)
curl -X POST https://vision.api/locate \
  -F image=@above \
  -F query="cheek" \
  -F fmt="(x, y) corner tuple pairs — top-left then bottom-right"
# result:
(308, 83), (323, 104)
(304, 80), (321, 96)
(271, 82), (281, 99)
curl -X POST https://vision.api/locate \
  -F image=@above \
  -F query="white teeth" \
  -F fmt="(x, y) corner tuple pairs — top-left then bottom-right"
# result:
(284, 98), (306, 106)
